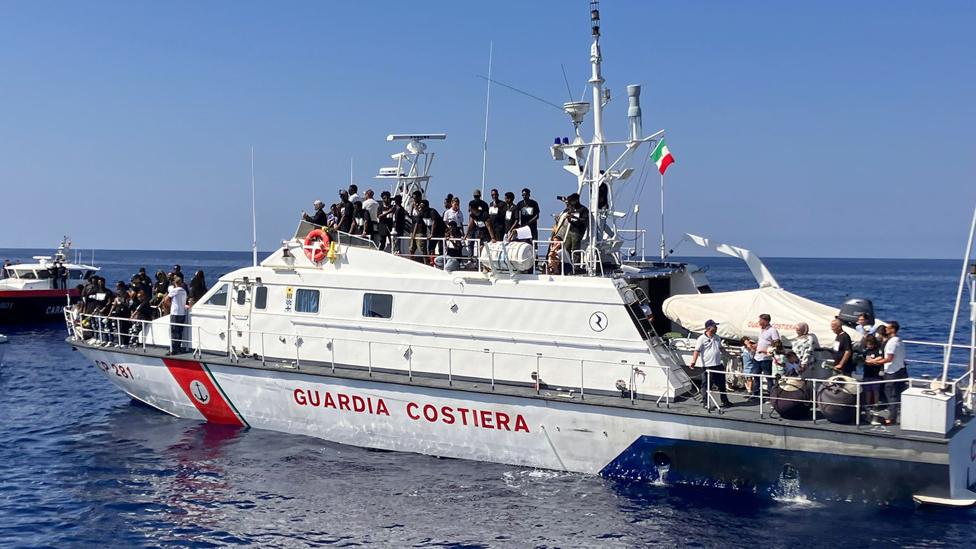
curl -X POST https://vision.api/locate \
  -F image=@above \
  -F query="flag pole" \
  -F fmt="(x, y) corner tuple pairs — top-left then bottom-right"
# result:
(659, 172), (665, 260)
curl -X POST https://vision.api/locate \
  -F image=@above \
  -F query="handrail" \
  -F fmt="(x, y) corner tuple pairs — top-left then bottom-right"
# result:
(65, 310), (676, 402)
(702, 369), (959, 424)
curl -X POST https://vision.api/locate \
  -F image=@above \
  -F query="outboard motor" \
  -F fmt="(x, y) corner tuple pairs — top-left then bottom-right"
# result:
(771, 377), (812, 420)
(817, 375), (859, 424)
(837, 298), (874, 328)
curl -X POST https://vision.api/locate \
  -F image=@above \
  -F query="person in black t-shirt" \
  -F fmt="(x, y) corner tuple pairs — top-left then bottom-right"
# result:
(424, 200), (447, 256)
(516, 188), (541, 241)
(830, 318), (854, 375)
(503, 192), (519, 236)
(465, 189), (493, 256)
(337, 191), (354, 233)
(487, 188), (506, 243)
(409, 200), (430, 261)
(351, 201), (374, 240)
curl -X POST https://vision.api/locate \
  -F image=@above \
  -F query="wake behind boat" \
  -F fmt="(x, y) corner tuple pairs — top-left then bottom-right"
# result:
(66, 2), (976, 506)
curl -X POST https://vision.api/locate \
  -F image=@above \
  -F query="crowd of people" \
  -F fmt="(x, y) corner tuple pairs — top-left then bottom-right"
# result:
(71, 264), (208, 354)
(302, 184), (592, 272)
(691, 312), (908, 425)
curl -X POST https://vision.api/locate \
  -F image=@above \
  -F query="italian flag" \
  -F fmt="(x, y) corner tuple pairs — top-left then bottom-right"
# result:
(651, 139), (675, 175)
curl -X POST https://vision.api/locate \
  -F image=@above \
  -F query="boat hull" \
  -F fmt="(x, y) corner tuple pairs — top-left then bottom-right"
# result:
(77, 344), (976, 505)
(0, 289), (78, 323)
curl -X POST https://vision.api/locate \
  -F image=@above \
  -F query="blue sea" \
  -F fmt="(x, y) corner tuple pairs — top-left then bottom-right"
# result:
(1, 249), (974, 548)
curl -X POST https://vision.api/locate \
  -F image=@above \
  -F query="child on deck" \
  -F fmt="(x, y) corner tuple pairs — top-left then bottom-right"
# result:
(784, 351), (802, 377)
(770, 341), (788, 378)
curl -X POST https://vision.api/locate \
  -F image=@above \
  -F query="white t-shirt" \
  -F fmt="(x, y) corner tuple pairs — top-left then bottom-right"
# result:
(694, 334), (723, 367)
(362, 198), (380, 222)
(883, 335), (906, 374)
(444, 208), (464, 228)
(754, 326), (780, 361)
(168, 285), (188, 316)
(348, 192), (360, 204)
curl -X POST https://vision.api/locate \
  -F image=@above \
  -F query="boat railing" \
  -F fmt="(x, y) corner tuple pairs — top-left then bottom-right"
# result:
(702, 368), (970, 427)
(65, 310), (677, 406)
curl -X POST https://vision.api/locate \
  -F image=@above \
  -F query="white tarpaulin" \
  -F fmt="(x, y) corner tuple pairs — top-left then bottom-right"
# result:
(662, 287), (860, 344)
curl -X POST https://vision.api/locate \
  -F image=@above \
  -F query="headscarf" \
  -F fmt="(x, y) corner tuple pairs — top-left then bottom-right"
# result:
(795, 322), (809, 337)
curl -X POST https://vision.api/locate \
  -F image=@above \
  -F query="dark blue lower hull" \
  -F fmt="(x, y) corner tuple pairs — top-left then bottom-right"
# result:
(601, 436), (948, 505)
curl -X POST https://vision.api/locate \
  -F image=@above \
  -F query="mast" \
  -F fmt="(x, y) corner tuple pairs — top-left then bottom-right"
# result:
(585, 1), (605, 275)
(251, 146), (258, 267)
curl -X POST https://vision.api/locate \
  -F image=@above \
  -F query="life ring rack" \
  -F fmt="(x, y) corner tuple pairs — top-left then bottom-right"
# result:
(304, 229), (331, 263)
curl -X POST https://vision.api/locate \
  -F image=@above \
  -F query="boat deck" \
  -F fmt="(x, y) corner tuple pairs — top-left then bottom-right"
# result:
(74, 338), (969, 445)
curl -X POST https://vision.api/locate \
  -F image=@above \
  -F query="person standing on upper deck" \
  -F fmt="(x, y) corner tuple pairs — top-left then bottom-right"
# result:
(164, 273), (188, 355)
(466, 189), (493, 256)
(830, 318), (854, 376)
(362, 190), (380, 226)
(347, 184), (360, 204)
(751, 313), (779, 396)
(337, 191), (354, 233)
(302, 200), (329, 227)
(487, 189), (506, 243)
(503, 192), (519, 237)
(562, 193), (589, 261)
(689, 319), (732, 409)
(516, 188), (541, 241)
(444, 196), (464, 229)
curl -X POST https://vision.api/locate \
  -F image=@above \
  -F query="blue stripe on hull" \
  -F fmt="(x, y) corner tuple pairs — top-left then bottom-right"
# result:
(600, 436), (947, 505)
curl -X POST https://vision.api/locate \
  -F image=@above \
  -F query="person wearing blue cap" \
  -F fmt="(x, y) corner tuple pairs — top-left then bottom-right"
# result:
(689, 319), (731, 409)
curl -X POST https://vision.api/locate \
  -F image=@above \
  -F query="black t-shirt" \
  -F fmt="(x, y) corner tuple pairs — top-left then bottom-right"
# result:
(133, 299), (152, 321)
(488, 199), (506, 232)
(833, 332), (854, 374)
(469, 198), (489, 222)
(411, 212), (429, 237)
(304, 209), (329, 227)
(566, 205), (589, 234)
(338, 201), (354, 232)
(863, 347), (882, 379)
(504, 203), (519, 232)
(427, 208), (446, 238)
(517, 199), (540, 228)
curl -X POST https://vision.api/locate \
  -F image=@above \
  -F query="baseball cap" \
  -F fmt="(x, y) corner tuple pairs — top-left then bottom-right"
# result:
(704, 319), (719, 329)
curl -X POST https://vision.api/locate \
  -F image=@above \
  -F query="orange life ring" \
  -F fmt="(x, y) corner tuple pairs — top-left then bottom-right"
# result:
(304, 229), (330, 263)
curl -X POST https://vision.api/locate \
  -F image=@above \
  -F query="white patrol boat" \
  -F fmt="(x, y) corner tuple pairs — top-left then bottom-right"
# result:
(1, 237), (98, 323)
(67, 2), (976, 506)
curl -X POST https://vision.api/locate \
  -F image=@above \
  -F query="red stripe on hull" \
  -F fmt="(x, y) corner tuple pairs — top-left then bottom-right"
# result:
(0, 289), (80, 298)
(162, 358), (244, 426)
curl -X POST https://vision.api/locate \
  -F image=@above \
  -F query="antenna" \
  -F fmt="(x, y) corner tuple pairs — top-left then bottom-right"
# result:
(250, 146), (258, 267)
(349, 157), (354, 187)
(560, 64), (574, 103)
(475, 75), (564, 111)
(480, 41), (493, 196)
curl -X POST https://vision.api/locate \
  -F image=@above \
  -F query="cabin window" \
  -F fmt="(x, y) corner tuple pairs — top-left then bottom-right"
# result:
(18, 270), (37, 280)
(204, 283), (229, 307)
(362, 293), (393, 319)
(69, 270), (87, 280)
(236, 289), (247, 306)
(254, 286), (268, 310)
(295, 289), (320, 314)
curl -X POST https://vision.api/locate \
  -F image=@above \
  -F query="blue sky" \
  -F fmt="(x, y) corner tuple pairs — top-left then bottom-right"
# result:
(1, 1), (973, 258)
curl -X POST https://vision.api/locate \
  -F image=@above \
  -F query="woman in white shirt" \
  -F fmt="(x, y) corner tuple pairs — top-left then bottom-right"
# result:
(443, 197), (464, 229)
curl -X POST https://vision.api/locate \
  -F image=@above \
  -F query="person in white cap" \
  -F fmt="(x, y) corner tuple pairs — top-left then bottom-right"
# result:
(302, 200), (329, 226)
(689, 319), (732, 408)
